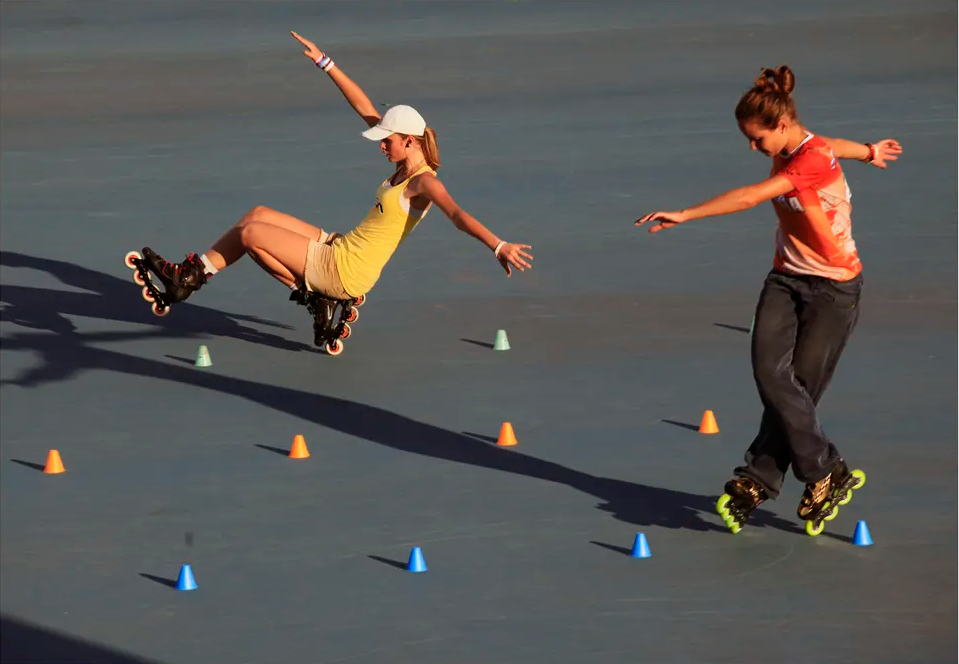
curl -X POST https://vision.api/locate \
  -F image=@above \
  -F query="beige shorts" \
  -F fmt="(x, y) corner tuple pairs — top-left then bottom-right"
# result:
(303, 230), (353, 300)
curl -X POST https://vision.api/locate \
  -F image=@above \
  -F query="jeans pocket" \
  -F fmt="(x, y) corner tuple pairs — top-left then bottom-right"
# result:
(822, 276), (862, 308)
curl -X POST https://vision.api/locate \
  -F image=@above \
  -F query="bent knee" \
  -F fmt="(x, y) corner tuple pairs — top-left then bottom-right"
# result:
(240, 205), (275, 225)
(240, 222), (266, 247)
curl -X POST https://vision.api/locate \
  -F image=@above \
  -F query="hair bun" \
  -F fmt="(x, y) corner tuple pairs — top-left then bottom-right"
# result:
(754, 65), (795, 96)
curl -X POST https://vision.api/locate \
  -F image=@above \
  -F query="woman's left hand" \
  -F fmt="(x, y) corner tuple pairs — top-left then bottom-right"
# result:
(869, 139), (903, 169)
(497, 242), (534, 276)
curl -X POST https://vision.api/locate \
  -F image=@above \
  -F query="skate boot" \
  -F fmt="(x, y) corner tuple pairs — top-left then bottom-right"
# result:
(797, 459), (866, 537)
(716, 477), (768, 534)
(141, 248), (208, 304)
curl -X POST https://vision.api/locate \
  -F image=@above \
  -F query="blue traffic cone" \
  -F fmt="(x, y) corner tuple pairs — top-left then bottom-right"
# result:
(630, 532), (651, 558)
(493, 329), (510, 351)
(852, 520), (873, 547)
(176, 564), (197, 590)
(406, 546), (427, 573)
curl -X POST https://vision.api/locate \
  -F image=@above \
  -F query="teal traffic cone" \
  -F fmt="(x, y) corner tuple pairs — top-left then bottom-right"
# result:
(493, 329), (510, 351)
(195, 345), (212, 368)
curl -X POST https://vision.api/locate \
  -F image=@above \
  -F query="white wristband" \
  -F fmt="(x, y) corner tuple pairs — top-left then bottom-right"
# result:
(493, 241), (506, 258)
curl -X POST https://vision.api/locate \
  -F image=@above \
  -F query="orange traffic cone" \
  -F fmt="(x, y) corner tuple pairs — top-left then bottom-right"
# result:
(497, 422), (518, 447)
(289, 435), (310, 459)
(699, 410), (719, 434)
(44, 449), (65, 474)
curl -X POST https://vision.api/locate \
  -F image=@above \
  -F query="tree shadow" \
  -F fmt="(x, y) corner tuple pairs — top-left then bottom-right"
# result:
(1, 613), (166, 664)
(0, 251), (800, 535)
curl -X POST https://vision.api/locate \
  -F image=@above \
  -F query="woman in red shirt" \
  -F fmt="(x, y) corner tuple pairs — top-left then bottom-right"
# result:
(636, 65), (902, 536)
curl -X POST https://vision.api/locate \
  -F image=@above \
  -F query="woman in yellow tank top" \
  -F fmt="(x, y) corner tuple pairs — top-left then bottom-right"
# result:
(135, 31), (533, 312)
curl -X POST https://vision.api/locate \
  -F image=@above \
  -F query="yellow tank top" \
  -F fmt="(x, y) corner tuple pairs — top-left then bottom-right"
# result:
(332, 164), (435, 297)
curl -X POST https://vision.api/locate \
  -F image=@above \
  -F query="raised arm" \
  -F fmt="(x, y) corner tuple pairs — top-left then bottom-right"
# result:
(291, 31), (381, 128)
(820, 136), (902, 169)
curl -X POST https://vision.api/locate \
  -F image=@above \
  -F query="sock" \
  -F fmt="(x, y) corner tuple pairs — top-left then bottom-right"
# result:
(199, 253), (218, 276)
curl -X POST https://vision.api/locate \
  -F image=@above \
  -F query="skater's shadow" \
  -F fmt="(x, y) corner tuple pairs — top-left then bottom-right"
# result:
(0, 251), (316, 387)
(0, 251), (799, 534)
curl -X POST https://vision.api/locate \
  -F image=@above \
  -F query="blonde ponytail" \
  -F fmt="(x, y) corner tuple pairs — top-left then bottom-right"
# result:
(421, 127), (440, 171)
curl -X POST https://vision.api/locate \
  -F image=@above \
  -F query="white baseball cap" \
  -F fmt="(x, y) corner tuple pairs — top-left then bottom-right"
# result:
(361, 105), (426, 141)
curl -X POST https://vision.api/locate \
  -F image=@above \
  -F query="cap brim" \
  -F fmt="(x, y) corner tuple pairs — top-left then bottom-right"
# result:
(361, 125), (392, 141)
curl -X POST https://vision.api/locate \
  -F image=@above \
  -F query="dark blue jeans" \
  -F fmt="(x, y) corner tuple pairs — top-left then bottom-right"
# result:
(735, 269), (863, 499)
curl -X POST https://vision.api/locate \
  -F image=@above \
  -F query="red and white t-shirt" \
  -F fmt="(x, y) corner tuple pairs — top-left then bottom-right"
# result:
(770, 132), (862, 280)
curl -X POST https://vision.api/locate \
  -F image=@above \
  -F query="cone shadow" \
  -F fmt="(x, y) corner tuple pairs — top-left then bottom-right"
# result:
(461, 431), (499, 444)
(165, 355), (199, 366)
(661, 419), (700, 432)
(460, 338), (494, 349)
(589, 540), (633, 557)
(714, 323), (750, 334)
(368, 555), (409, 571)
(10, 459), (46, 472)
(139, 573), (178, 589)
(254, 444), (290, 457)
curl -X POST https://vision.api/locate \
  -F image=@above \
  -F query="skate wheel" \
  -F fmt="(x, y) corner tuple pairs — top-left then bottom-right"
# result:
(124, 251), (141, 269)
(805, 519), (825, 537)
(151, 301), (169, 317)
(141, 286), (156, 303)
(729, 521), (742, 534)
(353, 294), (366, 307)
(850, 469), (866, 490)
(345, 306), (359, 323)
(133, 271), (146, 286)
(838, 490), (853, 506)
(339, 322), (352, 339)
(326, 340), (344, 356)
(715, 494), (732, 518)
(823, 503), (839, 522)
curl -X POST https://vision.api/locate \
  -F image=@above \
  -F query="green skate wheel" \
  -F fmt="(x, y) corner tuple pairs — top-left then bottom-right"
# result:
(823, 503), (839, 522)
(805, 519), (825, 537)
(729, 521), (742, 534)
(716, 494), (732, 518)
(850, 469), (866, 490)
(838, 489), (853, 506)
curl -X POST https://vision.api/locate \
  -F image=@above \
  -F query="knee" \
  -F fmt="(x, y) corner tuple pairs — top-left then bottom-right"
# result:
(239, 205), (272, 226)
(753, 352), (792, 392)
(239, 222), (262, 248)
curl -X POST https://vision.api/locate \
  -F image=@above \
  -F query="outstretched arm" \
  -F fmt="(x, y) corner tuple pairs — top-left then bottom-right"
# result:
(635, 175), (794, 233)
(291, 31), (381, 128)
(410, 174), (533, 276)
(820, 136), (902, 169)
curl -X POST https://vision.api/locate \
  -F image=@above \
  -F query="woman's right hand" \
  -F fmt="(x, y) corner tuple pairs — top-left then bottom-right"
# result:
(291, 31), (323, 63)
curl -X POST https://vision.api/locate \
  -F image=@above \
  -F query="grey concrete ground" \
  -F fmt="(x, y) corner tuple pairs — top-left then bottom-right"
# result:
(1, 2), (956, 663)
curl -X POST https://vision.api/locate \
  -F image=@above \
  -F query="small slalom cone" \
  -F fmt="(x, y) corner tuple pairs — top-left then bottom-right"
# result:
(630, 532), (651, 558)
(175, 564), (197, 591)
(497, 422), (518, 447)
(406, 546), (427, 573)
(493, 329), (510, 351)
(43, 449), (65, 474)
(852, 520), (873, 547)
(289, 434), (310, 459)
(195, 344), (212, 368)
(699, 410), (719, 434)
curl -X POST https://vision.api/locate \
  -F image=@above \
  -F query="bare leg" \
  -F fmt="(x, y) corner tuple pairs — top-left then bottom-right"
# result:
(239, 222), (315, 289)
(205, 206), (324, 271)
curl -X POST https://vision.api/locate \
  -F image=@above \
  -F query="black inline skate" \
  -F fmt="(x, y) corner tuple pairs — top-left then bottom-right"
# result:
(796, 459), (866, 537)
(290, 286), (365, 356)
(123, 248), (207, 317)
(716, 477), (768, 534)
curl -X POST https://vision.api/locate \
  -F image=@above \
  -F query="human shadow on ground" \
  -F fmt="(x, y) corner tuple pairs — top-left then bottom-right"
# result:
(0, 252), (800, 534)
